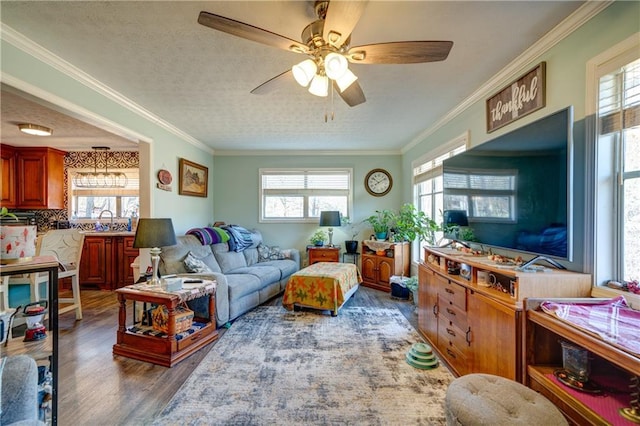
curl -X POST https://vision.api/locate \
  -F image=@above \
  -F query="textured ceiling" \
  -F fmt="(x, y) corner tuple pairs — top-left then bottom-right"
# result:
(0, 1), (584, 153)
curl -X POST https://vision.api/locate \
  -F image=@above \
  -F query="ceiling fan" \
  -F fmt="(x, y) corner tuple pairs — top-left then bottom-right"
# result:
(198, 0), (453, 107)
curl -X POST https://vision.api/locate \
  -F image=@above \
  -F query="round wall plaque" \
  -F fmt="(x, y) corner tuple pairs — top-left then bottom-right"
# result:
(157, 169), (172, 185)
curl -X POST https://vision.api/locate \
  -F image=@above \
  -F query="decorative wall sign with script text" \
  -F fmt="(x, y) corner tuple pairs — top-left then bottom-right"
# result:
(486, 62), (546, 133)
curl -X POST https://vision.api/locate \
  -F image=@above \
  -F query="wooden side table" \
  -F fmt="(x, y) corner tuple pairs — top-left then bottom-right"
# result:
(307, 246), (340, 264)
(113, 280), (219, 367)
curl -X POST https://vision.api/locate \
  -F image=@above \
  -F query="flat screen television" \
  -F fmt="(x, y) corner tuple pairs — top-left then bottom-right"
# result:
(442, 106), (573, 266)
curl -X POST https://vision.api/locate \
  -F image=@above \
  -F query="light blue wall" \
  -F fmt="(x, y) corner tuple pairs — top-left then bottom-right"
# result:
(213, 154), (402, 255)
(1, 40), (214, 234)
(402, 1), (639, 272)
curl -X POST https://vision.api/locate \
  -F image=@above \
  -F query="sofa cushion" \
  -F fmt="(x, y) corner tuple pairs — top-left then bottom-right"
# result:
(212, 243), (247, 273)
(159, 235), (221, 275)
(244, 248), (259, 266)
(255, 259), (298, 278)
(225, 273), (263, 300)
(227, 265), (281, 287)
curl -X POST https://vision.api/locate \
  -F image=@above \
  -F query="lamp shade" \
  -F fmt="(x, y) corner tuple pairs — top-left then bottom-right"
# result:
(308, 74), (329, 97)
(319, 211), (341, 227)
(324, 53), (348, 80)
(292, 59), (317, 87)
(133, 218), (177, 249)
(443, 210), (469, 227)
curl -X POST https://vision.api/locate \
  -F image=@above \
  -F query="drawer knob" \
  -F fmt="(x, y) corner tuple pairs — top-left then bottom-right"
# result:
(445, 288), (454, 294)
(446, 327), (456, 336)
(446, 307), (456, 316)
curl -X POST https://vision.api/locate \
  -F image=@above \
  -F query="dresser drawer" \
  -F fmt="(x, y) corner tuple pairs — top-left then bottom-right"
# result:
(439, 280), (467, 310)
(438, 321), (469, 353)
(309, 248), (340, 263)
(439, 297), (468, 331)
(440, 335), (468, 374)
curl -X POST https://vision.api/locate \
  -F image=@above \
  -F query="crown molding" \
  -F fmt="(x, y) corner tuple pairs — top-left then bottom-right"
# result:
(214, 149), (400, 157)
(401, 1), (613, 154)
(1, 23), (214, 155)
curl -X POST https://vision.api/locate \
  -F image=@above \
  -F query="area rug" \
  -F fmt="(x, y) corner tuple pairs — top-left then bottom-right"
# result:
(152, 306), (454, 425)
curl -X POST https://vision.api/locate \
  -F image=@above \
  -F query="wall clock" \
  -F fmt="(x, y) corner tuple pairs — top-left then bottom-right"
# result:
(365, 168), (393, 197)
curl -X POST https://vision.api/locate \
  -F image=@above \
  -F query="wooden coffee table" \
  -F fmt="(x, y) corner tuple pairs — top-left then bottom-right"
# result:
(113, 280), (218, 367)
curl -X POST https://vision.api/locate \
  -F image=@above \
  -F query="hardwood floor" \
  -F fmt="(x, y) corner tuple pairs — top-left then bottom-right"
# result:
(50, 286), (418, 425)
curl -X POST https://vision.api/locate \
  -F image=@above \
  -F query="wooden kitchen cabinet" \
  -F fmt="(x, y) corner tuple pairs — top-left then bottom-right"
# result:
(1, 144), (16, 208)
(418, 246), (592, 382)
(15, 147), (66, 209)
(361, 242), (409, 291)
(80, 234), (138, 290)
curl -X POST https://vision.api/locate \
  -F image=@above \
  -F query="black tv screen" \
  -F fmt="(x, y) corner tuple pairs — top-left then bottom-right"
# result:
(442, 106), (573, 260)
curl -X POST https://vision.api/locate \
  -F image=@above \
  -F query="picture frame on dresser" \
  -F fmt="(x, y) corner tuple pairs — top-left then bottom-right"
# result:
(178, 158), (208, 197)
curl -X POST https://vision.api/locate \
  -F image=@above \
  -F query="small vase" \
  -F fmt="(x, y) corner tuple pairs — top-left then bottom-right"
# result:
(314, 241), (324, 247)
(375, 232), (387, 241)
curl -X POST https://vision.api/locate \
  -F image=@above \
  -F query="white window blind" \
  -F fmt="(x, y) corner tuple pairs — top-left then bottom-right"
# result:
(599, 58), (640, 134)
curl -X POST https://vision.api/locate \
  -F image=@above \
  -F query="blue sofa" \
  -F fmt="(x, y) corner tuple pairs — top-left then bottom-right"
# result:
(158, 229), (300, 327)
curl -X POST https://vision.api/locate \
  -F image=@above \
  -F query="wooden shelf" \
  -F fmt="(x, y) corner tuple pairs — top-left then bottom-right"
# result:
(525, 299), (640, 425)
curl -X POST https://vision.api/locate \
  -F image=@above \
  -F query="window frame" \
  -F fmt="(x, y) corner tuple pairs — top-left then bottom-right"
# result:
(587, 33), (640, 309)
(412, 131), (469, 262)
(68, 168), (140, 222)
(259, 168), (353, 223)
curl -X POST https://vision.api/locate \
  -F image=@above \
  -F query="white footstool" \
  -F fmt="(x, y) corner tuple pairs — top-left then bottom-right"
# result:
(445, 373), (568, 425)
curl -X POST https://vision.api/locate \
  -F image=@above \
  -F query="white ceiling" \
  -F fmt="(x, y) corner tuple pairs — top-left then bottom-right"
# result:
(0, 1), (585, 153)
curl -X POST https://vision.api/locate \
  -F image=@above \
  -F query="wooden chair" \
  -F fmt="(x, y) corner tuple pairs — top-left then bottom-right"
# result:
(8, 229), (85, 320)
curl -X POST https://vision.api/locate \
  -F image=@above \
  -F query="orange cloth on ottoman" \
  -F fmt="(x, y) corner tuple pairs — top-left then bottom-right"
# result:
(282, 262), (361, 315)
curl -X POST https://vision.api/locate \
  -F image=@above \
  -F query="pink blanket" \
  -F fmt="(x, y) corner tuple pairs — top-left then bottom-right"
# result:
(540, 296), (640, 356)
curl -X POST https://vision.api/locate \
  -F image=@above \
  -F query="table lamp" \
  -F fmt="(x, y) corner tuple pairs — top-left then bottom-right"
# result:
(133, 218), (177, 285)
(319, 211), (341, 247)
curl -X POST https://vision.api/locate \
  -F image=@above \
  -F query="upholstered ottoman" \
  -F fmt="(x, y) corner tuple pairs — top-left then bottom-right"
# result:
(1, 355), (42, 425)
(445, 373), (567, 425)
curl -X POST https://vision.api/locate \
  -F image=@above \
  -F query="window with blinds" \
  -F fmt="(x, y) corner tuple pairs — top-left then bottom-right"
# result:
(70, 169), (139, 219)
(412, 132), (468, 260)
(597, 57), (640, 283)
(598, 58), (640, 135)
(260, 168), (352, 222)
(443, 168), (517, 221)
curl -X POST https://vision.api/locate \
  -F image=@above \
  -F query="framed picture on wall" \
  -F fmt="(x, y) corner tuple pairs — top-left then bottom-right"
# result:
(178, 158), (208, 197)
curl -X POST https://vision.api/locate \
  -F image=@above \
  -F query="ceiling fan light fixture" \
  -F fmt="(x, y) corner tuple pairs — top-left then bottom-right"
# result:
(308, 74), (329, 97)
(18, 123), (52, 136)
(336, 69), (358, 92)
(292, 59), (317, 87)
(324, 53), (348, 80)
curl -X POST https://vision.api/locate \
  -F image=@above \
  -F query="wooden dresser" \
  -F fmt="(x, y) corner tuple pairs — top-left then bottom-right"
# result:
(418, 246), (592, 382)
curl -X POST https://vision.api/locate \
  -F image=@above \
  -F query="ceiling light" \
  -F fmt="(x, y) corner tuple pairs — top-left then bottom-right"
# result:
(72, 146), (128, 189)
(336, 69), (358, 92)
(324, 53), (349, 80)
(292, 59), (317, 87)
(18, 123), (52, 136)
(308, 74), (329, 97)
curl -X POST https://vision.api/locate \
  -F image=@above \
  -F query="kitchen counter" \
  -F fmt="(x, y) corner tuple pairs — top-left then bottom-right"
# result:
(80, 231), (136, 237)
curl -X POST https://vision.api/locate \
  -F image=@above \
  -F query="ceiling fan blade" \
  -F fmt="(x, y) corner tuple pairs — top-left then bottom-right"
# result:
(323, 0), (368, 48)
(347, 41), (453, 64)
(250, 70), (295, 95)
(198, 11), (309, 54)
(334, 81), (366, 107)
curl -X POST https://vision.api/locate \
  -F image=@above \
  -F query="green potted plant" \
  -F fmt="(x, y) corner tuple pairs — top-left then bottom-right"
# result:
(365, 209), (395, 240)
(309, 229), (327, 246)
(392, 203), (440, 245)
(404, 275), (419, 305)
(1, 206), (18, 221)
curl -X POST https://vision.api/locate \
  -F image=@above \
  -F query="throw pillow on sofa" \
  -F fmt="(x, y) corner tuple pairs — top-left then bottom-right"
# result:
(257, 244), (292, 262)
(184, 252), (213, 273)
